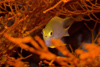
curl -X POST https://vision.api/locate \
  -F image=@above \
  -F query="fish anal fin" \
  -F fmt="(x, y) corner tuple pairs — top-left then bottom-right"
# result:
(63, 34), (70, 37)
(49, 45), (55, 48)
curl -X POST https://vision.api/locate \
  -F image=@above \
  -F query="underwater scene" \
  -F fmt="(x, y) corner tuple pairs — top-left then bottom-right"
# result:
(0, 0), (100, 67)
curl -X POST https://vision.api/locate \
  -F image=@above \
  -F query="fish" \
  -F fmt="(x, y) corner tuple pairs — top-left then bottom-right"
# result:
(42, 16), (75, 48)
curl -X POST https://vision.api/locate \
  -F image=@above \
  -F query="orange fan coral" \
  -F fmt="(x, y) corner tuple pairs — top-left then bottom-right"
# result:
(0, 0), (100, 67)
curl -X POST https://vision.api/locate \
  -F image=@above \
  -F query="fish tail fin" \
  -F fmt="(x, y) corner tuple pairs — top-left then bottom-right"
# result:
(63, 17), (74, 29)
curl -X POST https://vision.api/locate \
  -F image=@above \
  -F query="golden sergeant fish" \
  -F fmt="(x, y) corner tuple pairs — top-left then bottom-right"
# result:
(43, 16), (74, 48)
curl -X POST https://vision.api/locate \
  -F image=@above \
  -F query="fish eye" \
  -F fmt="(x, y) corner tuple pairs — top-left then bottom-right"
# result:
(45, 36), (47, 37)
(50, 31), (52, 35)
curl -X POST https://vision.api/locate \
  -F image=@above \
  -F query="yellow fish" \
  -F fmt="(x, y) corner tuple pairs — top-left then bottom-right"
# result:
(42, 16), (74, 48)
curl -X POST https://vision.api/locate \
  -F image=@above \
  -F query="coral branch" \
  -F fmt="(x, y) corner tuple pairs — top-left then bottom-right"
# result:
(43, 0), (70, 13)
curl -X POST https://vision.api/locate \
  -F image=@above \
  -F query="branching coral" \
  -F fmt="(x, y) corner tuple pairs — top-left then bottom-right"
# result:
(3, 33), (77, 66)
(3, 32), (100, 67)
(43, 0), (71, 13)
(0, 54), (30, 67)
(0, 0), (100, 67)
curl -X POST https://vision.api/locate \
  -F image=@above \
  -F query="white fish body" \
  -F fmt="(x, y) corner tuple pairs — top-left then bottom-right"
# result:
(43, 16), (74, 48)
